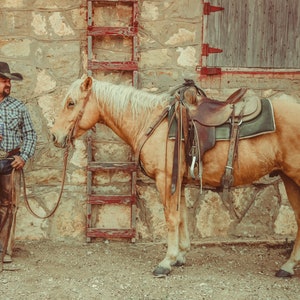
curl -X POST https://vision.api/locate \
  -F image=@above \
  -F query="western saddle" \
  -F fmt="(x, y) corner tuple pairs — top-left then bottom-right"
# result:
(169, 79), (263, 212)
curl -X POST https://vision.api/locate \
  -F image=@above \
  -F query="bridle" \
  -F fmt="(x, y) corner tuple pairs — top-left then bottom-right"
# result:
(67, 89), (92, 146)
(23, 89), (92, 219)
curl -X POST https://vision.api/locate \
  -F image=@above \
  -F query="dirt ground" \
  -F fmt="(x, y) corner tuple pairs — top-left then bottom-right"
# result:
(1, 239), (300, 300)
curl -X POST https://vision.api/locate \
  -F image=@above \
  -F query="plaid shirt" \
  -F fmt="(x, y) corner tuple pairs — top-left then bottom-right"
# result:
(0, 96), (37, 162)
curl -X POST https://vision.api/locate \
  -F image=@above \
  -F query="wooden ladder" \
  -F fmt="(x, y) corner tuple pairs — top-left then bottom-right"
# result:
(86, 0), (139, 242)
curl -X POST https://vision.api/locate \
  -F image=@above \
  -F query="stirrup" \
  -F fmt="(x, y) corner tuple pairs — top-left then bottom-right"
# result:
(189, 156), (197, 179)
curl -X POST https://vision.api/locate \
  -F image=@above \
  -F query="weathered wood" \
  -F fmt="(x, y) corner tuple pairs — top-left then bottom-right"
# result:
(206, 0), (300, 68)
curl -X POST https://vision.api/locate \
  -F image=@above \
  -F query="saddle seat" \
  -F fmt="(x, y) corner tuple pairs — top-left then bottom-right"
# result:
(190, 88), (262, 127)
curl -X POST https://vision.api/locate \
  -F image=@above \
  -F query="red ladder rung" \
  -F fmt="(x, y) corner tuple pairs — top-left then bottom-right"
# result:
(87, 161), (137, 172)
(88, 194), (136, 205)
(88, 26), (137, 37)
(88, 60), (138, 71)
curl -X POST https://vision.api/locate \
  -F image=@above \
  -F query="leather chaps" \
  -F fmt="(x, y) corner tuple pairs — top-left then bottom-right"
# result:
(0, 172), (19, 271)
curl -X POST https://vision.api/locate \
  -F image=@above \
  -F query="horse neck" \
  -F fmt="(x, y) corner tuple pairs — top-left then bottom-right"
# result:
(94, 88), (165, 152)
(100, 107), (142, 150)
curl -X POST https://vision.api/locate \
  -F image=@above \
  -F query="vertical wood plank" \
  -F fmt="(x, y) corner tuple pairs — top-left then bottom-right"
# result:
(205, 0), (300, 69)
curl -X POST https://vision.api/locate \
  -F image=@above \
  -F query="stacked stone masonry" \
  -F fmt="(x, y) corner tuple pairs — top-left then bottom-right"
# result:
(1, 0), (299, 243)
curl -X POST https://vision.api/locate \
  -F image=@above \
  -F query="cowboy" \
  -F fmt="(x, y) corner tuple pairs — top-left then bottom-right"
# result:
(0, 62), (37, 272)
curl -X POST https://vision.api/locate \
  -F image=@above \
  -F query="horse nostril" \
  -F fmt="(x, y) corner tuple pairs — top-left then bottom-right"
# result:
(51, 134), (56, 143)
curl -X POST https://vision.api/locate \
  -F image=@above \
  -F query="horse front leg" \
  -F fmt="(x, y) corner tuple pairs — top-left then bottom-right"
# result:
(153, 175), (182, 277)
(276, 173), (300, 277)
(175, 187), (190, 267)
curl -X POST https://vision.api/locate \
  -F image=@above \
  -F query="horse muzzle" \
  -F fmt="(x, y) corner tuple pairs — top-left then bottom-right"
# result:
(51, 132), (68, 148)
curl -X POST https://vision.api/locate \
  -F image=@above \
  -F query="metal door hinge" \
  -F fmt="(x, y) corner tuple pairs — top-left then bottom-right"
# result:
(202, 43), (223, 56)
(203, 2), (224, 15)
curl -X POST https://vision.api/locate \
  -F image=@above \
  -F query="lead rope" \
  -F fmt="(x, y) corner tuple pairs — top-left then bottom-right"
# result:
(22, 89), (91, 219)
(22, 144), (70, 219)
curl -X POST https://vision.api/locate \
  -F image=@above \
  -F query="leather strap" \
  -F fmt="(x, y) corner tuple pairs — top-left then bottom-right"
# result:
(221, 107), (241, 218)
(170, 89), (187, 195)
(221, 102), (245, 219)
(171, 117), (180, 194)
(135, 102), (174, 165)
(221, 121), (239, 195)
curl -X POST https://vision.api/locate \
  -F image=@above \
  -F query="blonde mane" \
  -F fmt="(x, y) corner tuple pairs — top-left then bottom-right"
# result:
(64, 77), (171, 119)
(92, 79), (170, 118)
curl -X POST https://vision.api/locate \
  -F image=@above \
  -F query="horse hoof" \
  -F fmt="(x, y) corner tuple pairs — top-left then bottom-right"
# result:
(275, 269), (292, 278)
(153, 266), (171, 278)
(173, 260), (185, 267)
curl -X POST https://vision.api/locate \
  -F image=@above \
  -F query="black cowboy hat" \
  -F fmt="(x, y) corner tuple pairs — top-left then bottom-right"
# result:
(0, 62), (23, 81)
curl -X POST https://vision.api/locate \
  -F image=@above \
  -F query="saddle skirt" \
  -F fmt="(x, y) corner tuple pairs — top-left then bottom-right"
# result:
(215, 98), (275, 140)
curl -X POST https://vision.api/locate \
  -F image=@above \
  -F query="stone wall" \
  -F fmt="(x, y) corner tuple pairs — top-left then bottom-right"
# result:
(1, 0), (299, 244)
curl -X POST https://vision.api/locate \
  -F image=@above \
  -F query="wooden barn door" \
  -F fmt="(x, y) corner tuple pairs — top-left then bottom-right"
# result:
(201, 0), (300, 75)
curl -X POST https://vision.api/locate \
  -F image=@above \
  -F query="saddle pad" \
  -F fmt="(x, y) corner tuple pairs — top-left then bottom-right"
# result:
(215, 98), (275, 140)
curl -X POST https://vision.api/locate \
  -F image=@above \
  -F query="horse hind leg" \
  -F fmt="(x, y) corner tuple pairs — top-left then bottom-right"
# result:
(276, 172), (300, 277)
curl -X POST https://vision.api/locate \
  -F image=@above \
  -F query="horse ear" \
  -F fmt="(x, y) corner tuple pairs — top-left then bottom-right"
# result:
(81, 76), (93, 91)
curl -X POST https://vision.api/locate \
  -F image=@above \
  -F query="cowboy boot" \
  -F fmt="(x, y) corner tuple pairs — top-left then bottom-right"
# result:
(0, 174), (14, 272)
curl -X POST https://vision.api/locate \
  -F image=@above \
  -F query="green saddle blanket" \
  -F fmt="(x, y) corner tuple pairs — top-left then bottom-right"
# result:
(215, 98), (275, 140)
(168, 98), (275, 140)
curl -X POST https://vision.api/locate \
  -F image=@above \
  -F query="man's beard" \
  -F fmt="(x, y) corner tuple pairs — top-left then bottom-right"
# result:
(2, 87), (10, 97)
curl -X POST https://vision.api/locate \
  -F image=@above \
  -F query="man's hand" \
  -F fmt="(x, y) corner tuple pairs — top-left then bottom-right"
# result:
(11, 155), (25, 170)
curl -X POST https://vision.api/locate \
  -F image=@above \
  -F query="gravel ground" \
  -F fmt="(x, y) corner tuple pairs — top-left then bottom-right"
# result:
(1, 239), (300, 300)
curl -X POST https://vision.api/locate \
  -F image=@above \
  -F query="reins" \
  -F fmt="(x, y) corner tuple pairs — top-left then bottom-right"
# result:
(22, 89), (91, 219)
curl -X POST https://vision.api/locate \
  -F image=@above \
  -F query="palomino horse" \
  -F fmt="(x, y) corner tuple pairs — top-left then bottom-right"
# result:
(51, 75), (300, 278)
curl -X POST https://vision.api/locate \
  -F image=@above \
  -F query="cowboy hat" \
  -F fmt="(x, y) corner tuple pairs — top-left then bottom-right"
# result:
(0, 62), (23, 81)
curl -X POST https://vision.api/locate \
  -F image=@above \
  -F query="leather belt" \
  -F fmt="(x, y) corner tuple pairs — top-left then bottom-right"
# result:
(0, 148), (20, 160)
